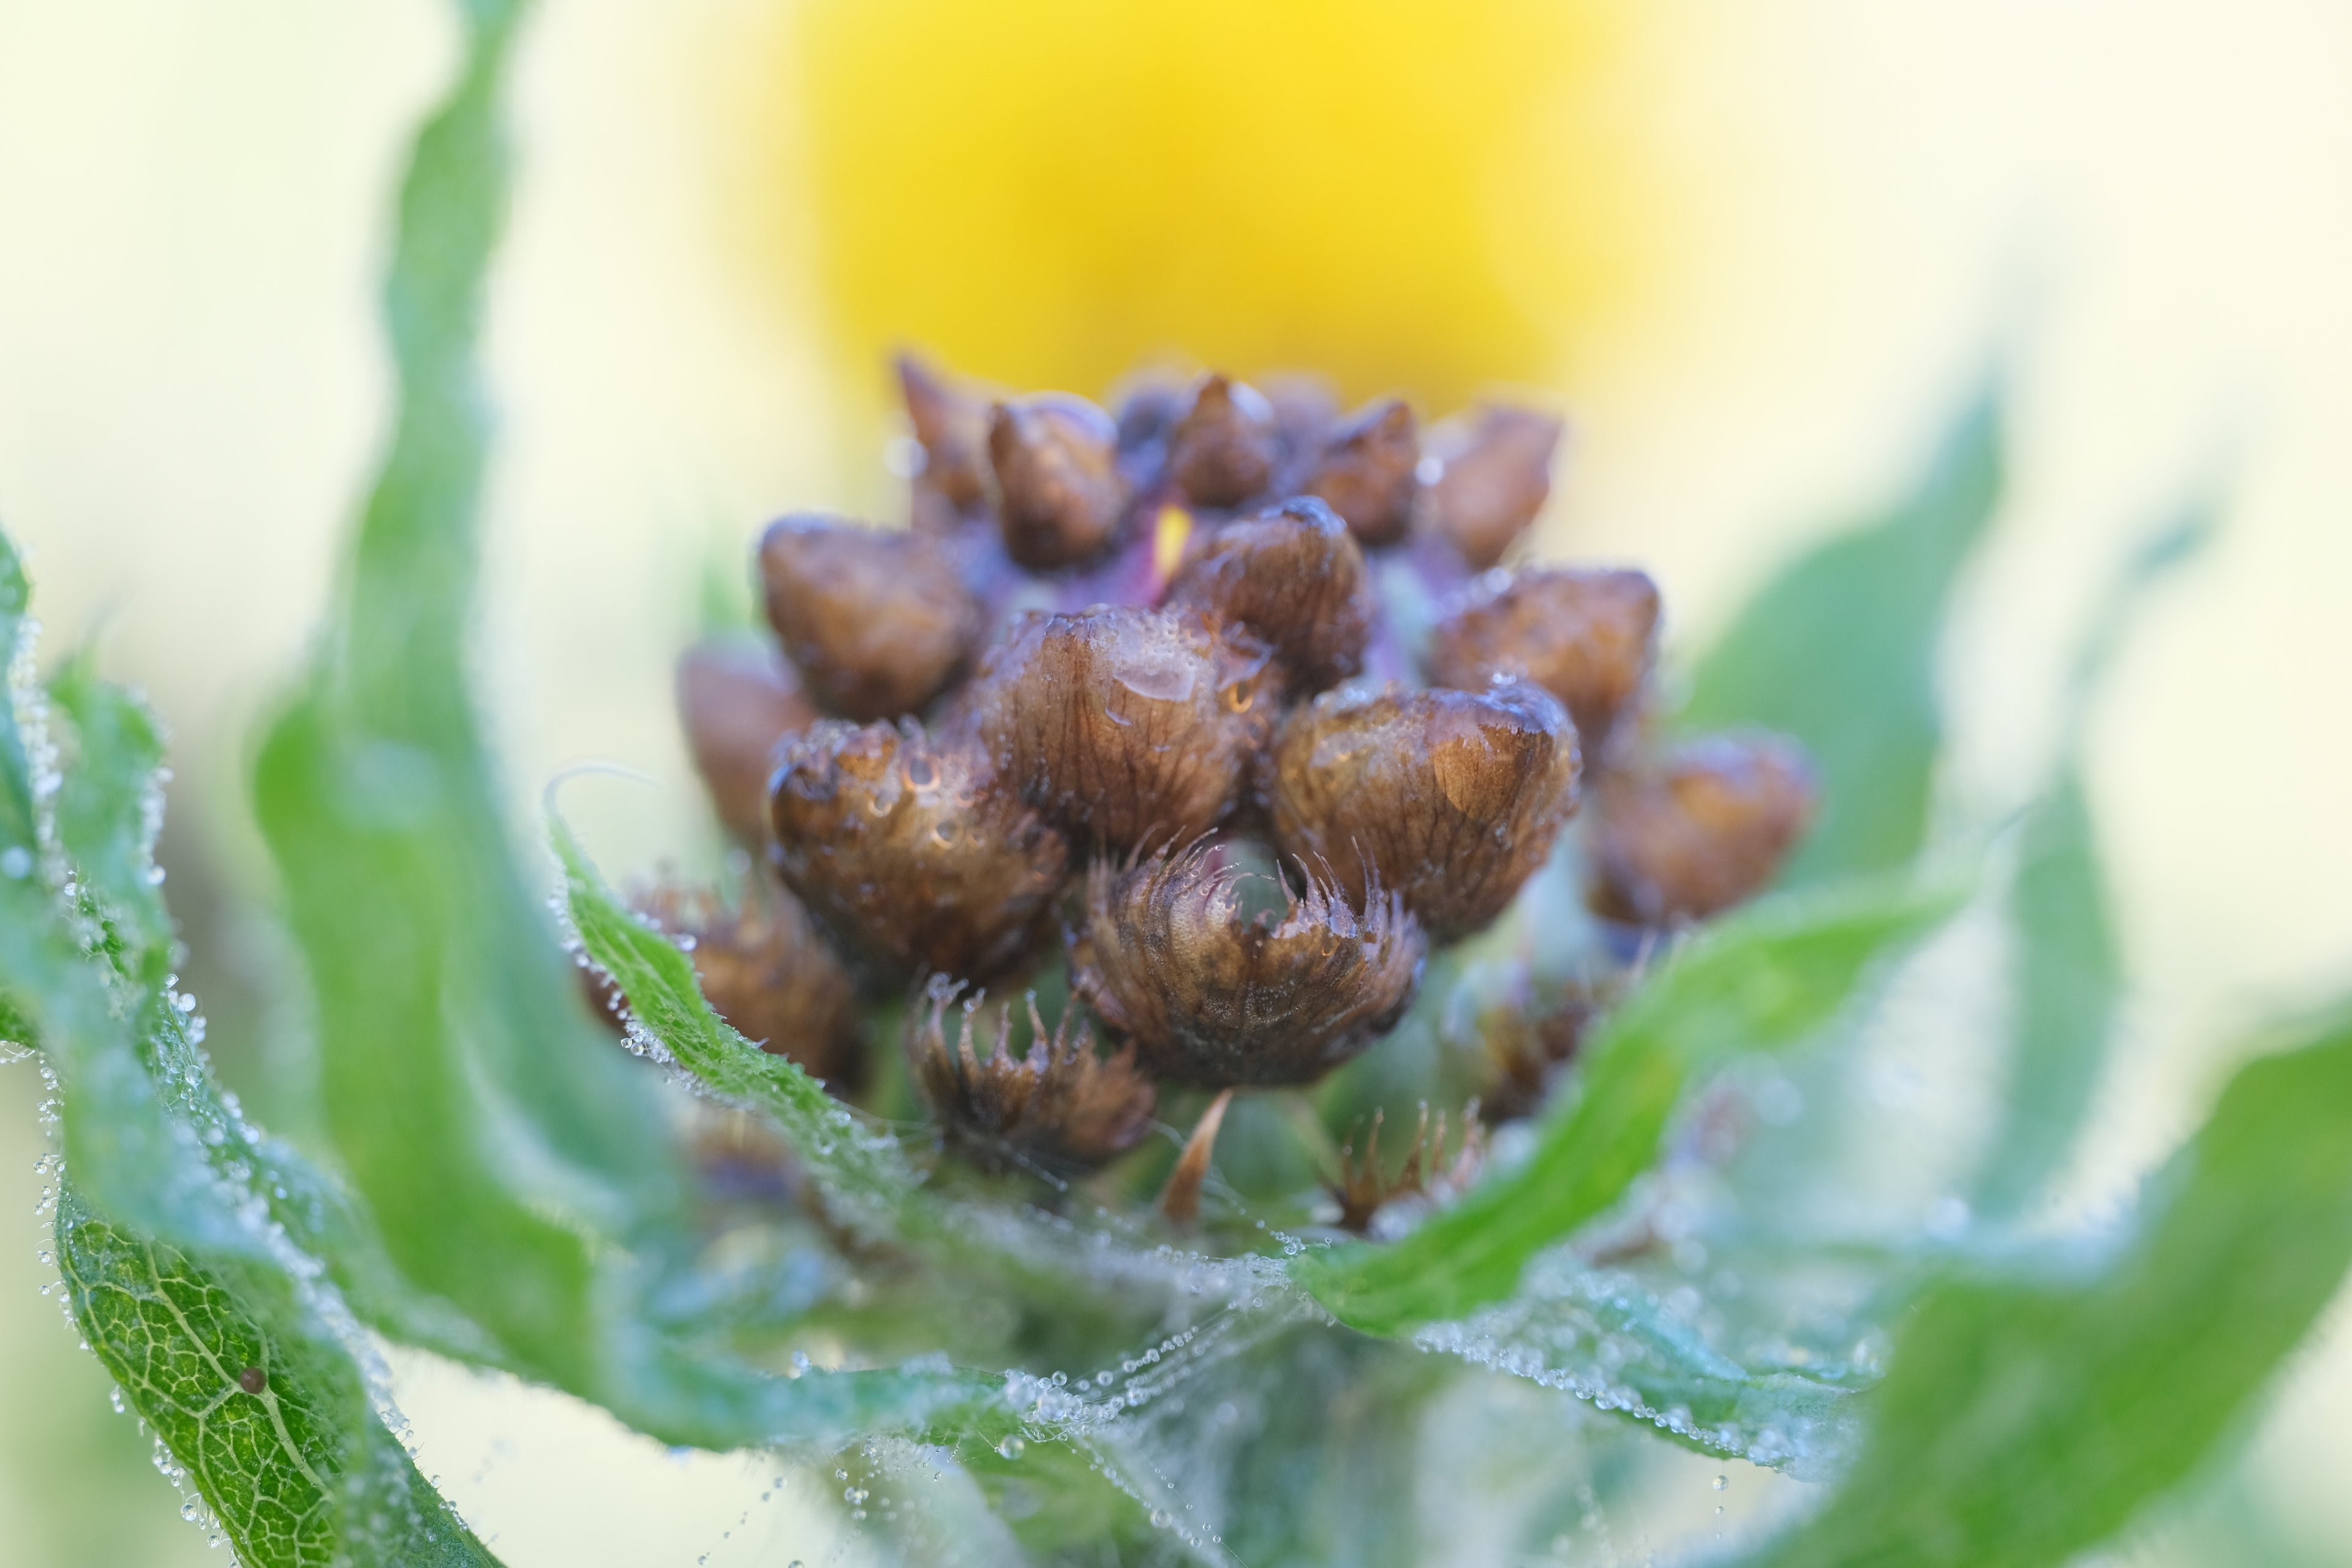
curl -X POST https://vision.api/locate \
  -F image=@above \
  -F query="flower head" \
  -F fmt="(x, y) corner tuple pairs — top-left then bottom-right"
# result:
(1166, 497), (1373, 694)
(769, 718), (1069, 984)
(1268, 681), (1580, 941)
(988, 393), (1128, 568)
(908, 978), (1156, 1177)
(758, 514), (983, 720)
(674, 639), (817, 843)
(1069, 841), (1423, 1087)
(1427, 406), (1563, 568)
(1427, 567), (1660, 764)
(1304, 396), (1421, 547)
(1586, 733), (1818, 925)
(968, 605), (1275, 850)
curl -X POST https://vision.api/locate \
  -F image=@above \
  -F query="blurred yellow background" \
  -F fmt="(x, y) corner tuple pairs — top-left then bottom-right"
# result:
(2, 1), (2350, 1562)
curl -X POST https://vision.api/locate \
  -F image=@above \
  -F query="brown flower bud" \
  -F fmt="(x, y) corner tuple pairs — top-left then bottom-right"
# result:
(1305, 396), (1420, 547)
(1070, 842), (1422, 1087)
(758, 516), (982, 721)
(1329, 1105), (1485, 1234)
(1587, 734), (1818, 925)
(674, 639), (818, 843)
(896, 352), (991, 510)
(769, 720), (1069, 984)
(1167, 374), (1279, 508)
(1268, 682), (1580, 941)
(1426, 568), (1661, 764)
(1428, 406), (1564, 568)
(619, 879), (865, 1085)
(987, 393), (1127, 568)
(908, 979), (1156, 1177)
(1471, 977), (1607, 1124)
(968, 606), (1275, 850)
(1165, 497), (1373, 694)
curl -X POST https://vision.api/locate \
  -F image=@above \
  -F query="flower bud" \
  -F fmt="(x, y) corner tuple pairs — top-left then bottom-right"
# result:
(896, 352), (991, 510)
(1269, 682), (1579, 941)
(674, 639), (818, 843)
(1426, 568), (1660, 764)
(1471, 977), (1605, 1124)
(1427, 406), (1563, 568)
(908, 979), (1156, 1176)
(1165, 497), (1373, 693)
(758, 515), (983, 721)
(1167, 374), (1279, 508)
(769, 720), (1070, 984)
(1305, 396), (1420, 547)
(1069, 842), (1424, 1087)
(1586, 733), (1818, 925)
(1329, 1105), (1485, 1234)
(988, 393), (1127, 568)
(968, 606), (1275, 850)
(605, 879), (863, 1087)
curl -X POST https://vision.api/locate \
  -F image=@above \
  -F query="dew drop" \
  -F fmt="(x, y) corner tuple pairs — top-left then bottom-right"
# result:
(995, 1435), (1025, 1460)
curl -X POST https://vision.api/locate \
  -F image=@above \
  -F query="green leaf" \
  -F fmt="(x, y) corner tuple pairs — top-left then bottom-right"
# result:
(249, 0), (698, 1400)
(1295, 876), (1963, 1334)
(1682, 387), (2004, 884)
(1972, 503), (2214, 1218)
(56, 1183), (499, 1568)
(551, 813), (924, 1234)
(1747, 1005), (2352, 1568)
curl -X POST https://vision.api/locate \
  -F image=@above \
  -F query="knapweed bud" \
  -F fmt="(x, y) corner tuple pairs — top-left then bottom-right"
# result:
(1069, 842), (1424, 1087)
(908, 979), (1156, 1177)
(617, 880), (862, 1086)
(969, 606), (1275, 850)
(674, 639), (818, 843)
(1305, 396), (1420, 547)
(1472, 978), (1604, 1125)
(1586, 733), (1819, 925)
(758, 515), (982, 721)
(1165, 497), (1373, 693)
(1167, 374), (1279, 508)
(1329, 1105), (1485, 1234)
(1426, 568), (1660, 764)
(896, 352), (992, 510)
(1428, 406), (1563, 568)
(988, 393), (1127, 568)
(1269, 682), (1580, 941)
(769, 720), (1070, 984)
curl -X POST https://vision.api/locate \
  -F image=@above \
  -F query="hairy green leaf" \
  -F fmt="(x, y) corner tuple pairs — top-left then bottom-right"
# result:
(1749, 1006), (2352, 1567)
(1296, 876), (1962, 1334)
(1682, 388), (2003, 884)
(56, 1184), (499, 1568)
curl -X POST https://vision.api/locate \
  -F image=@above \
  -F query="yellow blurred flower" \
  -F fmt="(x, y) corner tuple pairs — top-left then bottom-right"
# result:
(744, 0), (1667, 423)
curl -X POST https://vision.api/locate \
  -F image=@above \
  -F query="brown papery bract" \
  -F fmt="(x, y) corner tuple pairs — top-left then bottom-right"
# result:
(968, 605), (1275, 851)
(1166, 497), (1373, 695)
(1069, 842), (1424, 1087)
(1427, 567), (1660, 766)
(759, 515), (983, 721)
(988, 393), (1127, 568)
(769, 719), (1069, 986)
(1305, 396), (1421, 548)
(1427, 405), (1563, 568)
(1269, 682), (1580, 942)
(1167, 373), (1280, 508)
(907, 979), (1157, 1178)
(897, 351), (993, 510)
(674, 639), (818, 843)
(1586, 732), (1819, 926)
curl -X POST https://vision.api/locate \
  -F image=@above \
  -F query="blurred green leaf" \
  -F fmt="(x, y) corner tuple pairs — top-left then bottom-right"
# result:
(1682, 388), (2003, 884)
(1973, 503), (2215, 1219)
(1295, 876), (1962, 1334)
(1749, 1005), (2352, 1568)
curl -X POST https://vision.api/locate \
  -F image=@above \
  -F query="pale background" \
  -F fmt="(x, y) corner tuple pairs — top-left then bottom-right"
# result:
(1, 1), (2348, 1562)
